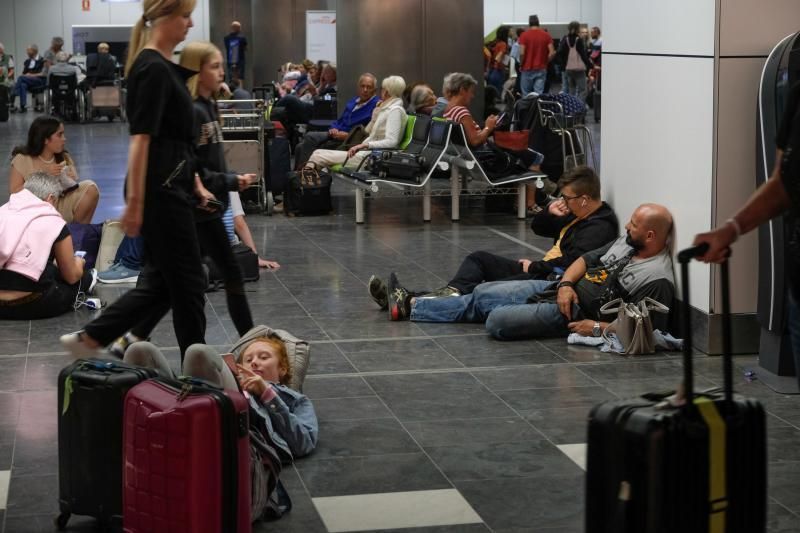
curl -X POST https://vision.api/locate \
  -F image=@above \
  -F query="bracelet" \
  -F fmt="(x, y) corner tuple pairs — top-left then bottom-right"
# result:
(557, 281), (574, 289)
(726, 217), (742, 242)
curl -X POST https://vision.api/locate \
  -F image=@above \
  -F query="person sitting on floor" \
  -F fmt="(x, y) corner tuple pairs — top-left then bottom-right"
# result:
(368, 166), (618, 308)
(385, 204), (675, 343)
(9, 115), (100, 223)
(225, 191), (281, 270)
(305, 75), (407, 171)
(293, 72), (379, 169)
(0, 172), (97, 320)
(122, 335), (318, 458)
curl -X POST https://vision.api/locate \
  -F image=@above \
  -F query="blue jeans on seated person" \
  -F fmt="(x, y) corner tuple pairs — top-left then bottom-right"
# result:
(410, 279), (579, 340)
(115, 235), (144, 270)
(15, 76), (46, 108)
(520, 70), (546, 96)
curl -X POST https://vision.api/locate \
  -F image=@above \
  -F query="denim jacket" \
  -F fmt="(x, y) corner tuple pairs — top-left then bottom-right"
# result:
(247, 384), (318, 461)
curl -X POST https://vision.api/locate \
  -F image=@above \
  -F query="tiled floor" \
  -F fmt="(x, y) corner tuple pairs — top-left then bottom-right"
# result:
(1, 112), (800, 532)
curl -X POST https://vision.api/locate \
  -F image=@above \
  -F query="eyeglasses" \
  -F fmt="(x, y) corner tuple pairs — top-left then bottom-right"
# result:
(560, 193), (583, 203)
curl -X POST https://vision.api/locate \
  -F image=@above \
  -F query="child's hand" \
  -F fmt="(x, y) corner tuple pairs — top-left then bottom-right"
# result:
(236, 364), (267, 397)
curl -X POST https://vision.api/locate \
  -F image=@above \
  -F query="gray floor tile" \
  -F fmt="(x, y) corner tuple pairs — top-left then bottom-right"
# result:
(22, 354), (73, 391)
(305, 343), (357, 375)
(768, 502), (800, 533)
(498, 386), (617, 412)
(0, 340), (29, 356)
(0, 358), (26, 392)
(470, 364), (596, 392)
(311, 418), (420, 459)
(426, 439), (582, 481)
(303, 376), (375, 400)
(0, 392), (21, 425)
(5, 473), (60, 518)
(313, 314), (426, 341)
(296, 453), (451, 498)
(404, 417), (540, 447)
(455, 474), (584, 531)
(312, 396), (393, 421)
(770, 462), (800, 514)
(524, 406), (592, 444)
(254, 468), (328, 533)
(366, 372), (518, 422)
(337, 338), (462, 372)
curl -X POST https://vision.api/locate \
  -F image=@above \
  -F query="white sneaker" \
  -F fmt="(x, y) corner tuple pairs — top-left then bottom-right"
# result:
(60, 330), (100, 358)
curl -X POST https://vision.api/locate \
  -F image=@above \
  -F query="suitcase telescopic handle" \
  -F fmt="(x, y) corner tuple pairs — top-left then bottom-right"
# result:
(678, 243), (733, 407)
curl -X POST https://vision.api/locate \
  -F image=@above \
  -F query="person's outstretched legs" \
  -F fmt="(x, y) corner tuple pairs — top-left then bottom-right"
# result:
(122, 341), (176, 378)
(182, 344), (239, 390)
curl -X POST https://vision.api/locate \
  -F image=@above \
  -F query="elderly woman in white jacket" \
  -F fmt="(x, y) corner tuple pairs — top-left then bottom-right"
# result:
(305, 75), (407, 170)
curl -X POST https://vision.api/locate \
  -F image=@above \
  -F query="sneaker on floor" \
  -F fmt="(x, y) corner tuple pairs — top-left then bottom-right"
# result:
(387, 272), (411, 321)
(272, 201), (284, 213)
(109, 332), (142, 359)
(419, 285), (461, 299)
(60, 330), (100, 358)
(97, 262), (140, 284)
(368, 275), (388, 310)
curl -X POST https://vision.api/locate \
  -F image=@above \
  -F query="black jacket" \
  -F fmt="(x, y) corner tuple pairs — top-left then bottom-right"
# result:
(529, 201), (619, 274)
(192, 96), (239, 222)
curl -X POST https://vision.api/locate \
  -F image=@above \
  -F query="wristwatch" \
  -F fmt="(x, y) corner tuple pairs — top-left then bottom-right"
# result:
(592, 322), (602, 337)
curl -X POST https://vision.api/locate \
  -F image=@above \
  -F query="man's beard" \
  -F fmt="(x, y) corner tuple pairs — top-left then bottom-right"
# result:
(626, 231), (645, 251)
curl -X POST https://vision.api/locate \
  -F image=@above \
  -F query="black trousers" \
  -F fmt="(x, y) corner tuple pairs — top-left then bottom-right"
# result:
(129, 217), (254, 340)
(0, 269), (94, 320)
(84, 190), (207, 357)
(448, 251), (529, 295)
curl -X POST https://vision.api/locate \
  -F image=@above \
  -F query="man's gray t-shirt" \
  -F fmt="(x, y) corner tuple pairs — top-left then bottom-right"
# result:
(576, 236), (675, 323)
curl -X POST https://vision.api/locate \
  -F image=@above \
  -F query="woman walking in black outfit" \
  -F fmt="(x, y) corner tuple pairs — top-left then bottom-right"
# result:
(62, 0), (207, 359)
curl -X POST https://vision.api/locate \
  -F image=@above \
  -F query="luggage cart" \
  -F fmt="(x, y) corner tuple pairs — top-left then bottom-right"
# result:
(536, 99), (598, 172)
(217, 99), (272, 214)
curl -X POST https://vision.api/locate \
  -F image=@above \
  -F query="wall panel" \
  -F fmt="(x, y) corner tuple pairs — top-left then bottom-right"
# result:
(601, 54), (715, 312)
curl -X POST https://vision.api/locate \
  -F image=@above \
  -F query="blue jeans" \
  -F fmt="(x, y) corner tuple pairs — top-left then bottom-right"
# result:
(487, 68), (506, 94)
(520, 70), (546, 96)
(114, 235), (144, 270)
(789, 292), (800, 389)
(410, 279), (577, 340)
(15, 76), (45, 108)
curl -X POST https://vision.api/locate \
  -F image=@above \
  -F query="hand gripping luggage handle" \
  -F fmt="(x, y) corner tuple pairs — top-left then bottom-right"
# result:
(678, 243), (733, 406)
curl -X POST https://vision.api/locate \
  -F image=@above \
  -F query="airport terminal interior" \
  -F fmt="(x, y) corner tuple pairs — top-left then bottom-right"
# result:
(1, 0), (800, 532)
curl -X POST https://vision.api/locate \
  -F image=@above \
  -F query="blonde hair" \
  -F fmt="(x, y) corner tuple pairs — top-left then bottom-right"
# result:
(238, 336), (292, 386)
(179, 41), (221, 99)
(126, 0), (197, 76)
(381, 75), (406, 99)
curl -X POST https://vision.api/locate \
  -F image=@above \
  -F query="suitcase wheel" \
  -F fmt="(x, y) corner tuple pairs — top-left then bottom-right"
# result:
(55, 512), (70, 530)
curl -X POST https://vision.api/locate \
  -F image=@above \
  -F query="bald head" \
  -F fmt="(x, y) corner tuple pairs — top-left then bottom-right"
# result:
(626, 203), (674, 257)
(231, 21), (241, 32)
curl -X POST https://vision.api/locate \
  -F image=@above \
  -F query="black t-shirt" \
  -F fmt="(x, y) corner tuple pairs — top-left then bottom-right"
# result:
(126, 49), (197, 194)
(0, 225), (69, 292)
(776, 82), (800, 296)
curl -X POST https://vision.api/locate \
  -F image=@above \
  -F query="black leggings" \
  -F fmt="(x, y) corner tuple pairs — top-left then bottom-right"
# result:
(129, 218), (254, 341)
(84, 190), (207, 358)
(0, 269), (94, 320)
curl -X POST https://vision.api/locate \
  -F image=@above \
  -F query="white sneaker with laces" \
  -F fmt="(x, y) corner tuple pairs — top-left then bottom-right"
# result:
(60, 331), (100, 358)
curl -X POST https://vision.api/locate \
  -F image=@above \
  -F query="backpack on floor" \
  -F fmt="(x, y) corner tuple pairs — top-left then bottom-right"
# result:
(284, 167), (333, 216)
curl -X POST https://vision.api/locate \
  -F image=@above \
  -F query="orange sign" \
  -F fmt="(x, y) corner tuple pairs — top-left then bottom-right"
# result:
(82, 0), (90, 11)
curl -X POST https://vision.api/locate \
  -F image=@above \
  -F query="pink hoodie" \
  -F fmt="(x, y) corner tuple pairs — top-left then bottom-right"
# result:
(0, 189), (66, 281)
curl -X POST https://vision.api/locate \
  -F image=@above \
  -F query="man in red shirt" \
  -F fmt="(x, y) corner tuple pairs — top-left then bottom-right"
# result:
(518, 15), (556, 95)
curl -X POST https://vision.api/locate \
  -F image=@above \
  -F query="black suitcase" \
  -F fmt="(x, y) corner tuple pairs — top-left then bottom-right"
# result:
(284, 169), (332, 216)
(0, 85), (8, 122)
(593, 91), (601, 122)
(585, 245), (767, 533)
(56, 358), (158, 531)
(205, 241), (259, 291)
(371, 151), (426, 182)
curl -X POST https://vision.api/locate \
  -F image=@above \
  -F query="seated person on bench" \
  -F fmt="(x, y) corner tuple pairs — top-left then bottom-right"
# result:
(405, 83), (437, 115)
(369, 166), (618, 308)
(294, 72), (379, 168)
(304, 75), (407, 171)
(122, 335), (318, 458)
(385, 204), (675, 344)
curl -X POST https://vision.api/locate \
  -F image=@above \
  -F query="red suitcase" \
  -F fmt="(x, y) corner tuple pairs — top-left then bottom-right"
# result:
(122, 377), (252, 533)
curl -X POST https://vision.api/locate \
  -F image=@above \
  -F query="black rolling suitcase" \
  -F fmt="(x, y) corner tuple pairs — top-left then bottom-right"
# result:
(56, 358), (158, 531)
(585, 245), (767, 533)
(371, 151), (426, 182)
(267, 136), (291, 195)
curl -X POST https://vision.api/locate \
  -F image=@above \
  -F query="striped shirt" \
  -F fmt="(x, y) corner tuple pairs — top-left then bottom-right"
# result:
(443, 105), (479, 130)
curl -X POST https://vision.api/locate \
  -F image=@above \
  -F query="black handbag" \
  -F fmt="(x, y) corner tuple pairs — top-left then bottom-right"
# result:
(284, 166), (333, 216)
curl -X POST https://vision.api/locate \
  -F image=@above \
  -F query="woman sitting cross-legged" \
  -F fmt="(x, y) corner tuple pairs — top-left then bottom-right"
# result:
(304, 75), (407, 172)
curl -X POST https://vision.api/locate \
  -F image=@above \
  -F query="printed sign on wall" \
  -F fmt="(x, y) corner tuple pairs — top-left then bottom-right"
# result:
(306, 11), (337, 64)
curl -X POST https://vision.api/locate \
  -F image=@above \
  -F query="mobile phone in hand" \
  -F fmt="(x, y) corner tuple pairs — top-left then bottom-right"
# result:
(221, 354), (240, 378)
(206, 198), (224, 210)
(74, 250), (87, 258)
